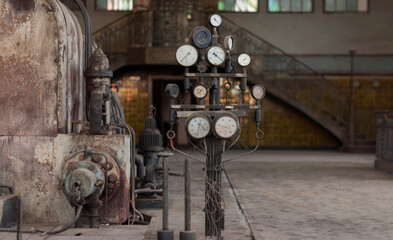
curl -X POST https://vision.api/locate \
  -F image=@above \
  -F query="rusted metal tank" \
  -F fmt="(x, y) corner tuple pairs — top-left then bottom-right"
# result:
(0, 0), (130, 225)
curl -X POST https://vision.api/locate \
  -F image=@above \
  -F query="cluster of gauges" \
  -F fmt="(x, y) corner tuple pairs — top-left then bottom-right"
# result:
(186, 113), (240, 140)
(183, 84), (266, 140)
(175, 14), (251, 68)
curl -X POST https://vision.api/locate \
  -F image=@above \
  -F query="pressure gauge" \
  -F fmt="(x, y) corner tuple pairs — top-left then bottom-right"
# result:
(176, 45), (198, 67)
(191, 26), (212, 49)
(209, 14), (222, 27)
(238, 53), (251, 67)
(213, 114), (240, 140)
(186, 114), (211, 140)
(251, 84), (266, 100)
(206, 46), (225, 66)
(224, 36), (234, 51)
(165, 84), (180, 99)
(193, 84), (208, 99)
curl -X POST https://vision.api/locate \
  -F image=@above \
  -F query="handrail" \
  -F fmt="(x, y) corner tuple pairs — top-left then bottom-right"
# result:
(220, 15), (321, 76)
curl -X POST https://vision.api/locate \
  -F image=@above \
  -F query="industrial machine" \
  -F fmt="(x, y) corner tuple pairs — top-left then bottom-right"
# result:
(0, 0), (132, 229)
(166, 14), (265, 238)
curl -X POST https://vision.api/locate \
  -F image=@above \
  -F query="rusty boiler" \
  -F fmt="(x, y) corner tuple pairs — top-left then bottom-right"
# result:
(0, 0), (131, 227)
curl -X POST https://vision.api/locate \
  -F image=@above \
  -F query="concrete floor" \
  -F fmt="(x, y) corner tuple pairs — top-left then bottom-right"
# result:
(4, 150), (393, 240)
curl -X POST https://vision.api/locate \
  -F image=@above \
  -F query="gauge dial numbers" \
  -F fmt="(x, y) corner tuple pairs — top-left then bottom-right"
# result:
(224, 36), (234, 51)
(251, 84), (266, 100)
(213, 114), (240, 140)
(206, 46), (226, 66)
(209, 14), (222, 27)
(176, 45), (198, 67)
(238, 53), (251, 67)
(193, 84), (208, 99)
(186, 115), (211, 140)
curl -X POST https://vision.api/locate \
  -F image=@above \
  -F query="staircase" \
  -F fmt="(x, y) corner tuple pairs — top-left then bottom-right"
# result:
(93, 12), (349, 144)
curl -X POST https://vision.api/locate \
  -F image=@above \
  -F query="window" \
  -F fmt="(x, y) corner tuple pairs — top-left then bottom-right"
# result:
(268, 0), (312, 12)
(324, 0), (368, 12)
(218, 0), (258, 12)
(96, 0), (133, 11)
(60, 0), (86, 10)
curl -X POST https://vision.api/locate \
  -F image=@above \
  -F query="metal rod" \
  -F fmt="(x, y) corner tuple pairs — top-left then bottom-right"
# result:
(17, 197), (22, 240)
(163, 157), (169, 231)
(185, 159), (191, 231)
(74, 0), (92, 70)
(90, 207), (99, 228)
(348, 50), (356, 146)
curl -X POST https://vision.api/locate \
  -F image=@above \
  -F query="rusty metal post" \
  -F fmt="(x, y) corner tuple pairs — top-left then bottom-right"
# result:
(180, 159), (196, 240)
(157, 151), (174, 240)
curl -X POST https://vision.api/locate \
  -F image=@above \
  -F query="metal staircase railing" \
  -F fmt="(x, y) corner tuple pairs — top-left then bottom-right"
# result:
(219, 16), (348, 143)
(92, 12), (349, 143)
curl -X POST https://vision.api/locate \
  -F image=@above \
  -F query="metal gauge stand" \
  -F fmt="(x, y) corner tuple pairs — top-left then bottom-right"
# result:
(167, 14), (265, 239)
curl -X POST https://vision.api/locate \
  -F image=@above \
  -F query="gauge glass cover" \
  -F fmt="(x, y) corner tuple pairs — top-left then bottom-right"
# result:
(251, 85), (266, 100)
(238, 53), (251, 67)
(209, 14), (222, 27)
(176, 45), (198, 67)
(191, 26), (212, 49)
(214, 115), (239, 139)
(224, 36), (234, 51)
(187, 116), (211, 139)
(207, 46), (225, 66)
(193, 85), (208, 99)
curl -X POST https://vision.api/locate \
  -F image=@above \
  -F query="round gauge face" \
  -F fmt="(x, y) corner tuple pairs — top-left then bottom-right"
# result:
(186, 115), (211, 139)
(191, 26), (212, 49)
(176, 45), (198, 67)
(224, 36), (234, 51)
(165, 84), (180, 98)
(251, 84), (266, 100)
(207, 46), (225, 66)
(238, 53), (251, 67)
(214, 115), (239, 139)
(193, 85), (208, 99)
(209, 14), (222, 27)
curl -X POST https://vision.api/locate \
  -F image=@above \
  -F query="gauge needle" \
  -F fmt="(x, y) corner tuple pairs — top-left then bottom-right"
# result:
(241, 58), (247, 63)
(181, 52), (190, 62)
(214, 18), (219, 24)
(197, 89), (203, 95)
(217, 124), (230, 129)
(213, 52), (223, 61)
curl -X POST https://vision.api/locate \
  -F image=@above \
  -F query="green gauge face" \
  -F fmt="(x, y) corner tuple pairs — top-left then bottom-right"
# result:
(186, 115), (211, 139)
(206, 46), (225, 66)
(176, 45), (198, 67)
(193, 84), (208, 99)
(191, 26), (212, 49)
(213, 114), (240, 139)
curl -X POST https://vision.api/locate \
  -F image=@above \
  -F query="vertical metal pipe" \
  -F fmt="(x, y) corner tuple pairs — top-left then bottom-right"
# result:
(90, 207), (99, 228)
(17, 197), (22, 240)
(162, 157), (169, 231)
(185, 159), (191, 231)
(348, 50), (356, 146)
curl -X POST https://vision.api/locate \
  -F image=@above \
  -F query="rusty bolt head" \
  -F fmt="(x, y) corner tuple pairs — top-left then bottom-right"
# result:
(92, 155), (102, 162)
(108, 173), (117, 183)
(69, 164), (78, 170)
(95, 180), (104, 187)
(88, 165), (95, 171)
(108, 183), (114, 189)
(108, 162), (113, 171)
(79, 154), (84, 160)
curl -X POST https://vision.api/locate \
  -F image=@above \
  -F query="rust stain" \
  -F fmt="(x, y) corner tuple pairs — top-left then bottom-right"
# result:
(9, 0), (35, 12)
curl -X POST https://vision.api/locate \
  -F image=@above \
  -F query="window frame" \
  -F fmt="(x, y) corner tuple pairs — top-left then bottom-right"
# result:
(217, 0), (260, 13)
(95, 0), (134, 12)
(267, 0), (314, 14)
(323, 0), (369, 13)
